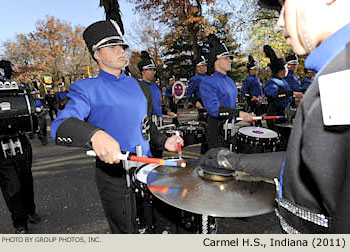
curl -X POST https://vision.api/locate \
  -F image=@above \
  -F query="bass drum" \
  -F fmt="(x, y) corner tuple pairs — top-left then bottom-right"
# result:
(0, 83), (35, 135)
(234, 126), (280, 154)
(133, 160), (216, 234)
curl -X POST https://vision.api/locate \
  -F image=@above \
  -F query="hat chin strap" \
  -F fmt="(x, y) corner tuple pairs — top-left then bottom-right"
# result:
(296, 0), (315, 54)
(94, 49), (128, 71)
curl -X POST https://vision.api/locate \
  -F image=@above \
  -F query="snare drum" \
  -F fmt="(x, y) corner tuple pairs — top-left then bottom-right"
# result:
(133, 161), (216, 233)
(234, 126), (280, 154)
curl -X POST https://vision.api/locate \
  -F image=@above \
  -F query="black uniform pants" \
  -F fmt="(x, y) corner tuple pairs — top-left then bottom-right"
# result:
(95, 160), (136, 234)
(48, 106), (57, 122)
(204, 116), (226, 152)
(169, 98), (179, 126)
(0, 135), (35, 228)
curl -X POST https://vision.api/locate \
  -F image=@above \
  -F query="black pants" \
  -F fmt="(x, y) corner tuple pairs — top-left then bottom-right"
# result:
(0, 135), (36, 228)
(95, 160), (136, 234)
(48, 107), (57, 122)
(169, 98), (179, 126)
(204, 116), (226, 152)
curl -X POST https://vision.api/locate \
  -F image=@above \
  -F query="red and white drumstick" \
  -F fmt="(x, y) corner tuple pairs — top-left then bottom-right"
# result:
(86, 150), (186, 168)
(175, 131), (183, 159)
(236, 115), (285, 121)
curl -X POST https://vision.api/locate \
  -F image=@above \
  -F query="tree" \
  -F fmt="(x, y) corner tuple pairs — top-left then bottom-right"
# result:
(129, 0), (215, 59)
(2, 16), (95, 87)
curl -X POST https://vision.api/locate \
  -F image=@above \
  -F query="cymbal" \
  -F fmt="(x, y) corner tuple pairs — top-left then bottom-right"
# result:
(147, 161), (275, 218)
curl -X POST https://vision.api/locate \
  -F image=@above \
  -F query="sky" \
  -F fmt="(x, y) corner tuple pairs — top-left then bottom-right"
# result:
(0, 0), (139, 53)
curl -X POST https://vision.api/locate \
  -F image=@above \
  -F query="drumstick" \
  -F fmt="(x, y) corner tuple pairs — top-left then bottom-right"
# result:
(86, 150), (186, 168)
(235, 115), (284, 121)
(175, 131), (182, 159)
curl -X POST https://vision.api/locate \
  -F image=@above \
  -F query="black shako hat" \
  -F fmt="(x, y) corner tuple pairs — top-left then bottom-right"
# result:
(138, 51), (156, 72)
(83, 0), (128, 58)
(194, 56), (207, 66)
(263, 45), (286, 76)
(83, 20), (128, 57)
(286, 53), (299, 65)
(208, 34), (233, 67)
(258, 0), (282, 11)
(247, 55), (257, 70)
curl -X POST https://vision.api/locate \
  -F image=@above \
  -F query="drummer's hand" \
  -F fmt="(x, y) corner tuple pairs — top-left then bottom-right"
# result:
(164, 135), (184, 152)
(199, 148), (237, 171)
(167, 111), (177, 118)
(293, 92), (303, 105)
(195, 101), (204, 110)
(239, 111), (254, 123)
(251, 96), (258, 101)
(91, 130), (122, 164)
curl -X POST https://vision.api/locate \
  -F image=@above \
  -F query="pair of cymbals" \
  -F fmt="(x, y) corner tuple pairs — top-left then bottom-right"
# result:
(147, 161), (275, 218)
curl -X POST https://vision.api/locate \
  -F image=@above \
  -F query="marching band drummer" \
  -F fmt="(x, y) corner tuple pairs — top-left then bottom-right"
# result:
(200, 35), (253, 151)
(284, 53), (302, 92)
(241, 55), (264, 126)
(263, 45), (293, 129)
(50, 0), (183, 234)
(200, 0), (350, 233)
(186, 56), (207, 112)
(138, 51), (176, 157)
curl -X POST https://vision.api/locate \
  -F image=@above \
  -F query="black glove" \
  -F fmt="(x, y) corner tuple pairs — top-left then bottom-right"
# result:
(199, 147), (238, 172)
(200, 148), (286, 179)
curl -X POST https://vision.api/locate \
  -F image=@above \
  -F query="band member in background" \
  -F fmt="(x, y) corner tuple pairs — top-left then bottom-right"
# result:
(138, 51), (176, 157)
(284, 53), (302, 92)
(186, 56), (207, 111)
(45, 89), (58, 122)
(200, 35), (253, 150)
(55, 85), (68, 110)
(301, 68), (316, 92)
(241, 55), (263, 126)
(33, 90), (48, 145)
(263, 45), (293, 129)
(200, 0), (350, 233)
(0, 60), (41, 234)
(165, 75), (180, 126)
(50, 0), (183, 234)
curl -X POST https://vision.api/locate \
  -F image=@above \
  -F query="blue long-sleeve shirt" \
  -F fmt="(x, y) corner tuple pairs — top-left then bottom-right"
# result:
(301, 77), (313, 91)
(264, 77), (292, 111)
(241, 75), (263, 97)
(165, 85), (172, 98)
(200, 71), (238, 117)
(143, 80), (162, 117)
(50, 70), (151, 156)
(284, 71), (301, 92)
(55, 91), (68, 103)
(186, 73), (206, 102)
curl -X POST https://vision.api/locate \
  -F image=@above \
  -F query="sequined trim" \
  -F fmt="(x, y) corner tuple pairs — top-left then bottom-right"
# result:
(275, 209), (300, 234)
(276, 198), (329, 228)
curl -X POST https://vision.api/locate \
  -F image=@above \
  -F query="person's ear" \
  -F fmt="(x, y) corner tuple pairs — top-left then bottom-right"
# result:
(93, 51), (100, 61)
(324, 0), (336, 6)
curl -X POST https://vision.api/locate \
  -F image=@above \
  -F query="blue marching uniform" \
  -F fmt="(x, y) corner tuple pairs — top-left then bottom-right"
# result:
(51, 70), (152, 157)
(301, 77), (313, 91)
(264, 77), (292, 113)
(284, 71), (301, 92)
(186, 73), (206, 104)
(200, 71), (238, 118)
(165, 85), (172, 98)
(143, 80), (162, 117)
(200, 71), (239, 149)
(241, 75), (263, 98)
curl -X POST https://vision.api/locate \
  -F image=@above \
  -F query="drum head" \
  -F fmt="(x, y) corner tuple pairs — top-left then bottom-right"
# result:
(136, 164), (159, 184)
(238, 127), (278, 139)
(136, 158), (181, 184)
